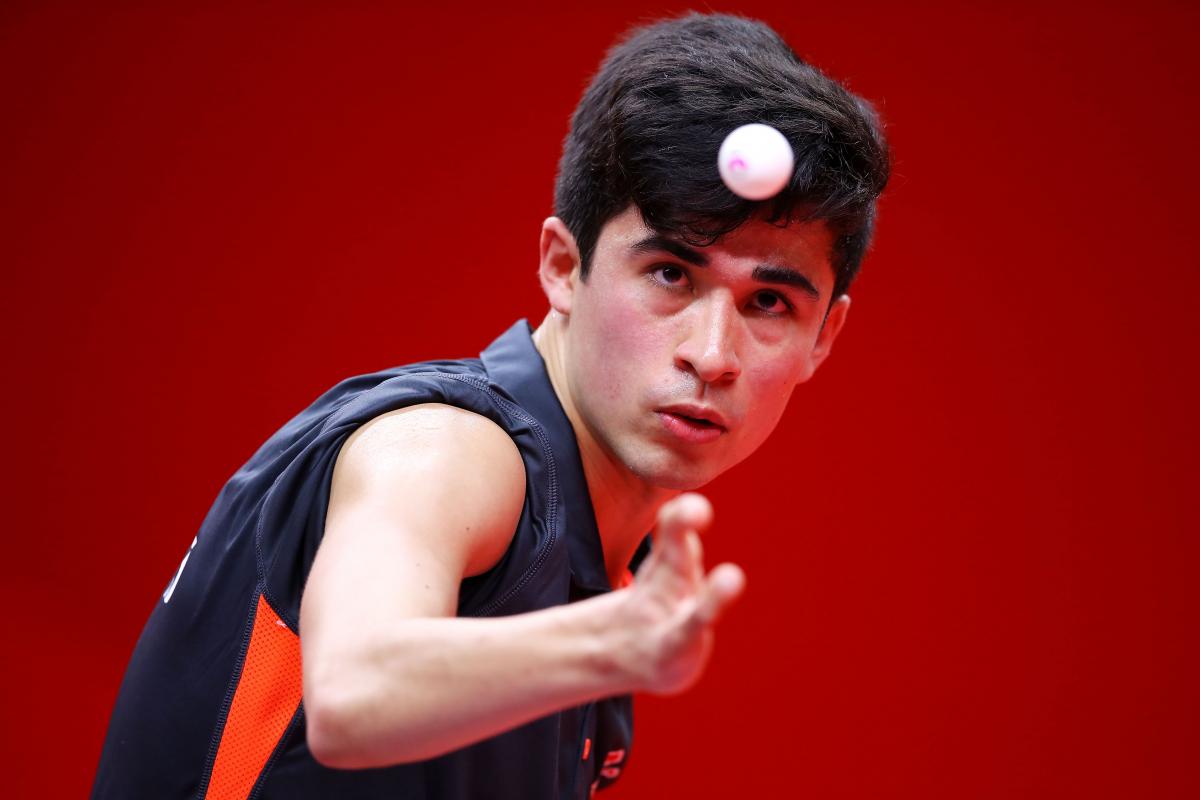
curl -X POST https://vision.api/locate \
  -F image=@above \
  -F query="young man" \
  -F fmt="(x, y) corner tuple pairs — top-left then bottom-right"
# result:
(92, 12), (889, 799)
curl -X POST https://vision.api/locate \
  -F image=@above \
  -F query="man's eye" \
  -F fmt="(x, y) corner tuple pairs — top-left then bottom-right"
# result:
(752, 290), (789, 313)
(652, 265), (687, 286)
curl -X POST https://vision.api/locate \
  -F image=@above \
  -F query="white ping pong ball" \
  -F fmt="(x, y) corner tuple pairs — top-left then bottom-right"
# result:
(717, 123), (795, 200)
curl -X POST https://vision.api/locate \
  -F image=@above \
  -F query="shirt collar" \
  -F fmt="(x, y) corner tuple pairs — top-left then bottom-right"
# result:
(480, 319), (616, 591)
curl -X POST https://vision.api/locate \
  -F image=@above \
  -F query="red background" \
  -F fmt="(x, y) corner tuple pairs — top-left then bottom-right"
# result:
(2, 1), (1197, 797)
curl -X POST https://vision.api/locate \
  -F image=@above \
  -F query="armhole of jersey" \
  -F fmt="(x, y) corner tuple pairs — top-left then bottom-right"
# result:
(447, 398), (560, 617)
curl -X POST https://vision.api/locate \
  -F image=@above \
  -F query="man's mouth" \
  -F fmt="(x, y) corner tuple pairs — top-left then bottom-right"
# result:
(656, 405), (729, 444)
(658, 404), (730, 430)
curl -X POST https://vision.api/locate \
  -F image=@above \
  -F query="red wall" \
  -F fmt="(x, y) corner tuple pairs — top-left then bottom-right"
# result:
(2, 2), (1196, 797)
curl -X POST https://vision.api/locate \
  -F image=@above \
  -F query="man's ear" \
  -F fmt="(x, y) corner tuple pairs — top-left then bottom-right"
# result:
(538, 217), (582, 316)
(806, 294), (851, 377)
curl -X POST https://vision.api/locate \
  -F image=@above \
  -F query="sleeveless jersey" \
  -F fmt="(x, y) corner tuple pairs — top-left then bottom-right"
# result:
(91, 320), (648, 800)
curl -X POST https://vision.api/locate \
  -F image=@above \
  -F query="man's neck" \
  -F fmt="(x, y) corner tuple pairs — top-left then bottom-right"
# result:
(532, 312), (673, 587)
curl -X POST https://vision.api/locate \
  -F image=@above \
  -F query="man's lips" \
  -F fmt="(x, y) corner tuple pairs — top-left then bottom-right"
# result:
(655, 404), (732, 445)
(657, 403), (730, 430)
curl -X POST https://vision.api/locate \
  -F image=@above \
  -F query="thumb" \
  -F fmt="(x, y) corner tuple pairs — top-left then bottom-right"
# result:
(692, 563), (746, 626)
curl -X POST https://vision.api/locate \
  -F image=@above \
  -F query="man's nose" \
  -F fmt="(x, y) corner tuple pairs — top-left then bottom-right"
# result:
(674, 295), (742, 384)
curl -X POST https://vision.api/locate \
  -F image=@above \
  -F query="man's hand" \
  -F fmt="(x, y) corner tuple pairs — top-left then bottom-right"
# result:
(613, 493), (746, 695)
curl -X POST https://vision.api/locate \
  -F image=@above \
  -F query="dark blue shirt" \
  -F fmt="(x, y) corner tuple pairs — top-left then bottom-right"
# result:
(92, 320), (647, 800)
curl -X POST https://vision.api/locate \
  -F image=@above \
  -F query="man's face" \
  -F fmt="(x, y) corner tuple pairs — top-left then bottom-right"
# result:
(557, 205), (849, 490)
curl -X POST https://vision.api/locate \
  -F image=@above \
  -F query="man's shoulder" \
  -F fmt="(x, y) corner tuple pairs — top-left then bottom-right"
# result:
(331, 403), (527, 578)
(341, 403), (521, 464)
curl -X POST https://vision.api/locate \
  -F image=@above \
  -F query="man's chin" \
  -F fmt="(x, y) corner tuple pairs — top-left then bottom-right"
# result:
(628, 452), (725, 492)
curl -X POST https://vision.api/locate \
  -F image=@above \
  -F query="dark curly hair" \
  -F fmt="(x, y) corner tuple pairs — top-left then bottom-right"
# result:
(555, 12), (890, 301)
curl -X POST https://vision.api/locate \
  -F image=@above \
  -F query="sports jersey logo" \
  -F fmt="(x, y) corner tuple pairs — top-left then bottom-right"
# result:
(589, 747), (627, 795)
(600, 748), (626, 780)
(162, 536), (197, 604)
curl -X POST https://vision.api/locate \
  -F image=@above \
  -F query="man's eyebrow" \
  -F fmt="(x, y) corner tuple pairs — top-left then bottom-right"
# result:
(630, 234), (820, 300)
(629, 235), (709, 267)
(751, 265), (820, 300)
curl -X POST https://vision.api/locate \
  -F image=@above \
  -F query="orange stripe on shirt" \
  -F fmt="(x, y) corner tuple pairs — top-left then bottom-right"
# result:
(204, 593), (303, 800)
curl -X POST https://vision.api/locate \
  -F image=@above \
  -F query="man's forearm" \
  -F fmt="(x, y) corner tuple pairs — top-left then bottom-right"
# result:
(303, 589), (637, 769)
(303, 494), (743, 770)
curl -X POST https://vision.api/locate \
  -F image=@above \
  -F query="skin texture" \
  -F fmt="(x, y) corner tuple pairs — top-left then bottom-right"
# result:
(299, 206), (847, 768)
(534, 205), (849, 581)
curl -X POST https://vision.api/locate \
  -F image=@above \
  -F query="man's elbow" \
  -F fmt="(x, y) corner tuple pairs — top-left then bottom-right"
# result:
(305, 693), (369, 769)
(304, 687), (430, 769)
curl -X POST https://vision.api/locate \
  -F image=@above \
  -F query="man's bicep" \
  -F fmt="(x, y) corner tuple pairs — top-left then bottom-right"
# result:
(299, 404), (526, 648)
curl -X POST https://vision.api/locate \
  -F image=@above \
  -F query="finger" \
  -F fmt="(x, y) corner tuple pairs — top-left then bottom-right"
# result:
(652, 493), (713, 573)
(692, 562), (746, 626)
(636, 530), (703, 590)
(630, 545), (664, 584)
(655, 492), (713, 540)
(685, 530), (704, 584)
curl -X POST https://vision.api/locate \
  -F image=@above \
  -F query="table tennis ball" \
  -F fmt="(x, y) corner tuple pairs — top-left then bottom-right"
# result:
(717, 123), (795, 200)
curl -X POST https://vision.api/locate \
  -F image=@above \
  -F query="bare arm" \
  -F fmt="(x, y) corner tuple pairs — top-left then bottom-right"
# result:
(299, 403), (745, 769)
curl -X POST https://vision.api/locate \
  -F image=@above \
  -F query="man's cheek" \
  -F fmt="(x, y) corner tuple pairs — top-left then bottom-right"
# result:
(593, 309), (662, 406)
(602, 299), (663, 359)
(744, 363), (800, 415)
